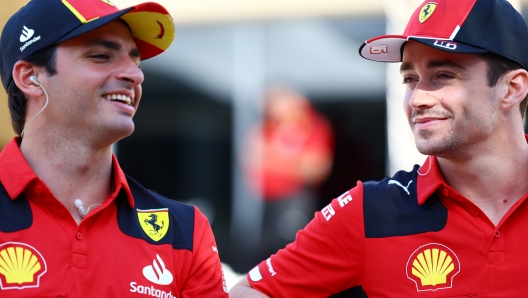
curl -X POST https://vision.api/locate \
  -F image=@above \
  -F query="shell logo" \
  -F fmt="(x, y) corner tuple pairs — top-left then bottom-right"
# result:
(406, 243), (460, 292)
(0, 242), (47, 290)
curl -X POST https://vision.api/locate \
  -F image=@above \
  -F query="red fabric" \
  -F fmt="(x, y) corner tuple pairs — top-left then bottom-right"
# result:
(0, 137), (228, 297)
(248, 156), (528, 297)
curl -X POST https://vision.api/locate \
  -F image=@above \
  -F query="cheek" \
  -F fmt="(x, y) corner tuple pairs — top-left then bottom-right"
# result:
(134, 85), (142, 108)
(403, 93), (413, 118)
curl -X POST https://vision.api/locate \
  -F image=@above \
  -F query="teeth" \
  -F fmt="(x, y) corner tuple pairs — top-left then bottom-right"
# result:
(105, 94), (132, 105)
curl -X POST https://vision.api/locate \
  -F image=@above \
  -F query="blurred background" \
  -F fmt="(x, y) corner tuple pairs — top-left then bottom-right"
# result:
(1, 0), (526, 289)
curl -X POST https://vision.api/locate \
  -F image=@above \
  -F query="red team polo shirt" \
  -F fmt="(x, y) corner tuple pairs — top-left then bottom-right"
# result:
(0, 138), (228, 297)
(248, 155), (528, 297)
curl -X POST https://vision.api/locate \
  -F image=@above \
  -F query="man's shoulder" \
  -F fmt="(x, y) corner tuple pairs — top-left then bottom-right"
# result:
(362, 165), (447, 238)
(125, 174), (195, 216)
(0, 182), (32, 233)
(116, 175), (196, 251)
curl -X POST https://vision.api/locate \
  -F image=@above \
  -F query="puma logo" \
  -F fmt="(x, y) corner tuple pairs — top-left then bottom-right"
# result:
(388, 179), (413, 195)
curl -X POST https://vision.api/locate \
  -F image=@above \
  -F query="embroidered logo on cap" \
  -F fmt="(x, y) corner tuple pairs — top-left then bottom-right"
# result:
(156, 21), (165, 39)
(406, 243), (460, 292)
(137, 208), (170, 242)
(434, 40), (458, 50)
(19, 26), (34, 42)
(0, 242), (47, 290)
(19, 26), (41, 53)
(370, 45), (388, 54)
(419, 3), (437, 23)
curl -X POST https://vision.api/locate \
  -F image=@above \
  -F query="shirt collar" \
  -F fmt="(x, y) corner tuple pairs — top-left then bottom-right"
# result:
(0, 137), (134, 207)
(111, 153), (135, 208)
(417, 156), (447, 205)
(417, 134), (528, 205)
(0, 137), (38, 199)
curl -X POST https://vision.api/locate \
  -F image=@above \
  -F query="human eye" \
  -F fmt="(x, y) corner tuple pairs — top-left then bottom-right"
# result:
(402, 75), (417, 85)
(437, 73), (455, 79)
(88, 52), (111, 61)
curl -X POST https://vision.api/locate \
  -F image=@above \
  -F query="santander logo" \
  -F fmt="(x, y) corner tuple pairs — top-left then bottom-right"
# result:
(20, 26), (34, 42)
(143, 254), (173, 285)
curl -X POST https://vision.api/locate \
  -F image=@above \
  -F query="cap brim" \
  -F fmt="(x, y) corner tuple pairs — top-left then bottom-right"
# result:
(409, 37), (488, 55)
(56, 3), (174, 61)
(359, 35), (488, 63)
(359, 35), (407, 62)
(56, 8), (132, 45)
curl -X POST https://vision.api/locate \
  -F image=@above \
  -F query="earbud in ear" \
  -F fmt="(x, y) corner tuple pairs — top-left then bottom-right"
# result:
(29, 76), (40, 86)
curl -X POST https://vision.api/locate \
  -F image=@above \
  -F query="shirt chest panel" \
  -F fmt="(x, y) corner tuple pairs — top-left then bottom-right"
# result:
(0, 203), (190, 298)
(362, 204), (528, 297)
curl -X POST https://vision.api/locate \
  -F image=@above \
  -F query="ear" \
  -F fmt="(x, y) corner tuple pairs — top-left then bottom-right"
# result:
(501, 69), (528, 110)
(12, 60), (43, 98)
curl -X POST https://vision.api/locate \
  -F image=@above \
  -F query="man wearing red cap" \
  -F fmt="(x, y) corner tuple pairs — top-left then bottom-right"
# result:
(231, 0), (528, 296)
(0, 0), (227, 296)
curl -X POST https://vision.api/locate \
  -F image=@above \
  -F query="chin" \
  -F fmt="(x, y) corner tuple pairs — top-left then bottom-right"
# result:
(108, 123), (135, 140)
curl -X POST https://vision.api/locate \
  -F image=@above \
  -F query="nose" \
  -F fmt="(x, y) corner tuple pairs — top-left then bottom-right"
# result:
(407, 83), (436, 110)
(116, 58), (144, 86)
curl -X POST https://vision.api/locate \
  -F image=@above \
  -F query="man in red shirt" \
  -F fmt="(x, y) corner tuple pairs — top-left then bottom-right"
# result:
(0, 0), (227, 296)
(230, 0), (528, 296)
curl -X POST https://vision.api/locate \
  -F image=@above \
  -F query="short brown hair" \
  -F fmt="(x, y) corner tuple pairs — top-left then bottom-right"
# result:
(481, 52), (528, 118)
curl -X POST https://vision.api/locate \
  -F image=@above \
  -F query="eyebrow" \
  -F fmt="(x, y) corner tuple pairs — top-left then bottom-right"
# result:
(85, 39), (141, 59)
(400, 60), (466, 73)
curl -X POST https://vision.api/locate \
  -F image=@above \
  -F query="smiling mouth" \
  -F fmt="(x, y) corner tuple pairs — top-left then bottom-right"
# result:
(105, 94), (132, 106)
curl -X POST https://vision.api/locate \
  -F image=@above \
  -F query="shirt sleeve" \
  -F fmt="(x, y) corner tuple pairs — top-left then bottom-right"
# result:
(247, 182), (366, 297)
(180, 207), (228, 297)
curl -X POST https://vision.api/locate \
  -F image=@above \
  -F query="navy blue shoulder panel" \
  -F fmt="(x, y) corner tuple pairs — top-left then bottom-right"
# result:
(117, 175), (194, 251)
(0, 183), (32, 232)
(363, 165), (447, 238)
(328, 286), (368, 298)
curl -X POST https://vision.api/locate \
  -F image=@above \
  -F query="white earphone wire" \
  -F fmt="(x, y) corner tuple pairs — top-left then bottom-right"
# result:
(417, 156), (432, 176)
(21, 79), (49, 137)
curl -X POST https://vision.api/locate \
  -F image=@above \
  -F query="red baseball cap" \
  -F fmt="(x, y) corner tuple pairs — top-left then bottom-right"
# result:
(0, 0), (175, 90)
(359, 0), (528, 70)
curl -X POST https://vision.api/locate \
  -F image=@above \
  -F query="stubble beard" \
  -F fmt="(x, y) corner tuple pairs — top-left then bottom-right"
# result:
(414, 126), (472, 161)
(412, 97), (495, 162)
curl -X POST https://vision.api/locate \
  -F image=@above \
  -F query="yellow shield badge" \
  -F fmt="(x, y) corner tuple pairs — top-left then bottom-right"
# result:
(137, 208), (170, 242)
(419, 3), (437, 23)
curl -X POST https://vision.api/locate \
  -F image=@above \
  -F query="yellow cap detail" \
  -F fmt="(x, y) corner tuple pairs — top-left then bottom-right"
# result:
(0, 246), (42, 285)
(121, 11), (175, 50)
(411, 248), (454, 286)
(62, 0), (88, 23)
(419, 3), (437, 24)
(137, 209), (170, 242)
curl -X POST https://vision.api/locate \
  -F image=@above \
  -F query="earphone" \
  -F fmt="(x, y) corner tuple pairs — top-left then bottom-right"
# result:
(20, 75), (49, 137)
(30, 75), (40, 86)
(74, 199), (102, 218)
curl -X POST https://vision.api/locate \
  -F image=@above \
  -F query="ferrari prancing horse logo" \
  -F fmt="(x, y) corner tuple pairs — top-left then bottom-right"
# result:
(419, 3), (437, 23)
(137, 208), (169, 242)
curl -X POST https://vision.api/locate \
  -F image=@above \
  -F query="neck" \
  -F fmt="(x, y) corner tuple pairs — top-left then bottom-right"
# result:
(20, 134), (114, 223)
(438, 132), (528, 225)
